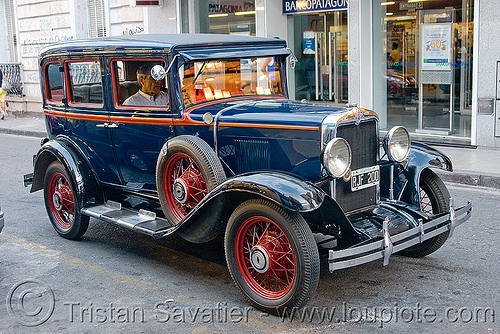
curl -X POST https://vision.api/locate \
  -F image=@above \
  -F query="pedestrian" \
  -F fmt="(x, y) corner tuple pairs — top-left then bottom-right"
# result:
(390, 42), (400, 71)
(0, 68), (7, 120)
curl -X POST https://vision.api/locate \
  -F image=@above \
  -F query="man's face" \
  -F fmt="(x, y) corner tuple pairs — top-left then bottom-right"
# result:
(140, 74), (161, 96)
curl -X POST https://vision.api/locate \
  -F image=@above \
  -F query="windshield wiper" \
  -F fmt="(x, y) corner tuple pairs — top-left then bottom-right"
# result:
(192, 61), (208, 84)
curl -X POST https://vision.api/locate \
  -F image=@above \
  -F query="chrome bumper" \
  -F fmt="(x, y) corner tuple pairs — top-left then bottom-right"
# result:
(328, 200), (472, 272)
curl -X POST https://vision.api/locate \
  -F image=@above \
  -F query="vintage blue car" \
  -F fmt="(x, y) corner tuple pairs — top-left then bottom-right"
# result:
(24, 34), (471, 314)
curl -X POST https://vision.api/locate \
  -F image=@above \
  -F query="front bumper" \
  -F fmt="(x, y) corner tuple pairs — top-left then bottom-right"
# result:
(328, 200), (472, 272)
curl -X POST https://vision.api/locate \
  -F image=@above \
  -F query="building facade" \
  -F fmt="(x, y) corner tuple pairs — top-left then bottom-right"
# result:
(1, 0), (499, 148)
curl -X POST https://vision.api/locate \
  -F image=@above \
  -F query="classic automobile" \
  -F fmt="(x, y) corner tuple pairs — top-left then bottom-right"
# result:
(24, 34), (471, 314)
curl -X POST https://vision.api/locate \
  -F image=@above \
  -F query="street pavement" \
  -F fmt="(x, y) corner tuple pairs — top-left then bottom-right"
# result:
(0, 113), (499, 189)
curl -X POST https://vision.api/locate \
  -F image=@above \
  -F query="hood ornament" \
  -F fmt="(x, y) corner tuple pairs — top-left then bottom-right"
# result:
(355, 108), (362, 125)
(346, 103), (362, 125)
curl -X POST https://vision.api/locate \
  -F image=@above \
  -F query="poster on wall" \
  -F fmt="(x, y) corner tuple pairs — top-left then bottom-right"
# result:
(421, 23), (452, 71)
(303, 31), (315, 54)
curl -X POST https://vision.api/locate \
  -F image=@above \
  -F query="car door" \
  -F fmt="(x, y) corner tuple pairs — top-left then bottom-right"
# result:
(108, 58), (174, 192)
(63, 58), (122, 184)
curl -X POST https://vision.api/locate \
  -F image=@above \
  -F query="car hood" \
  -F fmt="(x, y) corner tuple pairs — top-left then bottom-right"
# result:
(186, 98), (350, 129)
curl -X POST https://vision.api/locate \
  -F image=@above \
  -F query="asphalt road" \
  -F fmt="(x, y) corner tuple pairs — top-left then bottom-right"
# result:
(0, 133), (498, 333)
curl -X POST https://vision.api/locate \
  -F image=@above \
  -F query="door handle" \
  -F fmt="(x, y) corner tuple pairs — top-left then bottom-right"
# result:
(96, 122), (119, 128)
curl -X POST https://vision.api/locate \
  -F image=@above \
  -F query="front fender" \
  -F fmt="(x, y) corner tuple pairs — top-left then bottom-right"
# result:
(408, 142), (453, 172)
(31, 137), (104, 208)
(212, 171), (326, 212)
(175, 171), (325, 243)
(397, 142), (452, 206)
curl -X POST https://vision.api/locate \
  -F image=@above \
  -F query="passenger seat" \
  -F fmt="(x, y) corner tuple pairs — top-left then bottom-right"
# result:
(119, 81), (140, 104)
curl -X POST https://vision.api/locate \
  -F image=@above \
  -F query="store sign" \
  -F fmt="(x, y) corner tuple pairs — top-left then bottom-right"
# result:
(283, 0), (348, 14)
(421, 23), (452, 70)
(399, 2), (423, 11)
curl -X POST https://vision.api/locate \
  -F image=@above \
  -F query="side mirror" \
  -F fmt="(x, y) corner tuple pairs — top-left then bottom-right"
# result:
(151, 54), (180, 81)
(151, 65), (166, 81)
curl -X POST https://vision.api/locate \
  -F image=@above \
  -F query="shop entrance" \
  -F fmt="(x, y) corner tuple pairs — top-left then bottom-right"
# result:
(380, 0), (474, 142)
(293, 11), (348, 105)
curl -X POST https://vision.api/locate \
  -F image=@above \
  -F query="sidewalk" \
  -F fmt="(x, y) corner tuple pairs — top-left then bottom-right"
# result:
(0, 113), (499, 189)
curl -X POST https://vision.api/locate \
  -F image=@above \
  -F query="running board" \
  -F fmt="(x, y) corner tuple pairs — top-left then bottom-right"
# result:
(81, 201), (175, 238)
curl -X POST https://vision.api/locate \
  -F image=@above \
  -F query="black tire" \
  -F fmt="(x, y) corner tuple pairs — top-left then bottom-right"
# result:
(43, 161), (89, 240)
(225, 199), (320, 315)
(156, 135), (226, 226)
(400, 169), (450, 258)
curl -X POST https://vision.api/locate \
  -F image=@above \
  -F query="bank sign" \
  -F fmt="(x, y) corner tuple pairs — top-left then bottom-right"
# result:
(283, 0), (348, 14)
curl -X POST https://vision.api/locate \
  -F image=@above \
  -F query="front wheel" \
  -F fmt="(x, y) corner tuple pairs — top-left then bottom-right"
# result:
(156, 135), (226, 227)
(225, 199), (320, 315)
(400, 169), (450, 258)
(43, 161), (89, 240)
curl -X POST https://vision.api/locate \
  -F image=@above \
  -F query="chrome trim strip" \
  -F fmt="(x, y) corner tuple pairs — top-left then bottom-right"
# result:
(328, 201), (472, 272)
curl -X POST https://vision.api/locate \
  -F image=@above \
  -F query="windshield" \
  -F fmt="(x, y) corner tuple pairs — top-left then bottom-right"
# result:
(179, 57), (284, 107)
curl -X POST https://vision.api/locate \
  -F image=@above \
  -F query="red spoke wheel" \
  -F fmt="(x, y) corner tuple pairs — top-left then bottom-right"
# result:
(47, 171), (75, 230)
(157, 136), (226, 240)
(164, 152), (208, 221)
(399, 169), (450, 258)
(225, 199), (319, 315)
(43, 161), (89, 239)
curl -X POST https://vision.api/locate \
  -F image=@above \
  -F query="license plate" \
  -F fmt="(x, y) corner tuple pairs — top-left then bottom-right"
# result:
(351, 166), (380, 191)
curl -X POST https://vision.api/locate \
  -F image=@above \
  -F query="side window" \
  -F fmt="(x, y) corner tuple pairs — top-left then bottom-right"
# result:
(67, 60), (103, 105)
(113, 60), (168, 108)
(45, 63), (64, 103)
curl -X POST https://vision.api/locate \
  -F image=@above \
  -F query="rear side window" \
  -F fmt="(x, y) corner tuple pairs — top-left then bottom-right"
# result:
(67, 61), (103, 105)
(45, 63), (64, 103)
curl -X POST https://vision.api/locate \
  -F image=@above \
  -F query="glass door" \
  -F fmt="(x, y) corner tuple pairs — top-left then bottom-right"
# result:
(293, 11), (348, 105)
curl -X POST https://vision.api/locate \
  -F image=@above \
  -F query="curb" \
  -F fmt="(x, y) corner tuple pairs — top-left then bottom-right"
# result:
(435, 170), (500, 189)
(0, 127), (47, 138)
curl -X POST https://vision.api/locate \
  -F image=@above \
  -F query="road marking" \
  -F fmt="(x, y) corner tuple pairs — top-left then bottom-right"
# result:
(1, 233), (156, 292)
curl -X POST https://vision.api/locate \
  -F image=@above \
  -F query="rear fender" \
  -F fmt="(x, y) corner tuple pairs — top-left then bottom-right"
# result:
(31, 137), (104, 208)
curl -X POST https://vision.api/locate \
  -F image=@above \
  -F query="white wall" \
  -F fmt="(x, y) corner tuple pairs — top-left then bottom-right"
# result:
(109, 0), (145, 36)
(475, 0), (500, 147)
(17, 0), (74, 105)
(0, 0), (9, 62)
(256, 0), (287, 40)
(143, 0), (178, 34)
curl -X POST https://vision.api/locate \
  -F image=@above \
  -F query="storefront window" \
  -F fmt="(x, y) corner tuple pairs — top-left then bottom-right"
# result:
(197, 0), (256, 35)
(374, 0), (473, 141)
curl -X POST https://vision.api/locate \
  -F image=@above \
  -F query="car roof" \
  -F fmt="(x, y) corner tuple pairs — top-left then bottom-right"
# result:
(39, 34), (289, 59)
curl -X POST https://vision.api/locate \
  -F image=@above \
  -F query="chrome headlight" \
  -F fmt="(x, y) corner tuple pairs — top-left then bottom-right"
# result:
(323, 138), (352, 178)
(383, 126), (410, 162)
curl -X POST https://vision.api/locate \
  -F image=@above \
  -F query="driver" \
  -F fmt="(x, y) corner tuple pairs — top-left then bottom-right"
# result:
(123, 63), (168, 106)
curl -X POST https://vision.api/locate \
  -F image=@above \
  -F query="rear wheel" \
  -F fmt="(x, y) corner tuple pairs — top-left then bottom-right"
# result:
(43, 161), (89, 240)
(400, 169), (450, 258)
(225, 199), (319, 315)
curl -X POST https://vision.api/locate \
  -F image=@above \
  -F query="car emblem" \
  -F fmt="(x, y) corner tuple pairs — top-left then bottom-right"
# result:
(355, 109), (362, 125)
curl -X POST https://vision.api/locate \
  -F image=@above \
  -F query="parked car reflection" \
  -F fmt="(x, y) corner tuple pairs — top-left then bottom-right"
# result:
(386, 71), (416, 101)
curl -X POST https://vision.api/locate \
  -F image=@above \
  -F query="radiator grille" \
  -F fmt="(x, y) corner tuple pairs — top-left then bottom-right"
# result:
(335, 120), (379, 212)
